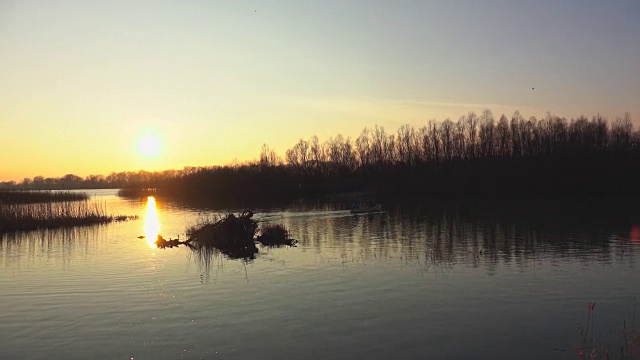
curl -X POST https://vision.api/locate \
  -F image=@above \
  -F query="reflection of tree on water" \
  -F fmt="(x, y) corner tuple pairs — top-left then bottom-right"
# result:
(0, 226), (107, 270)
(281, 198), (639, 275)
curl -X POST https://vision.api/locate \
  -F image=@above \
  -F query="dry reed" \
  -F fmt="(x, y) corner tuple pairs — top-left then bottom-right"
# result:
(0, 200), (116, 232)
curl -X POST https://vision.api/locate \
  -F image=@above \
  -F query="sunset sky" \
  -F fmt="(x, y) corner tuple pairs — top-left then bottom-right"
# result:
(1, 0), (639, 182)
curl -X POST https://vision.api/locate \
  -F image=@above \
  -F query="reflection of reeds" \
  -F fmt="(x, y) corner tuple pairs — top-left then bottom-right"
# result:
(0, 190), (88, 204)
(0, 200), (116, 232)
(0, 225), (108, 268)
(188, 244), (227, 278)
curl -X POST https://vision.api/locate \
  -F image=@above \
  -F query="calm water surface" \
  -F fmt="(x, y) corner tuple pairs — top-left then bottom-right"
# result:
(1, 190), (639, 359)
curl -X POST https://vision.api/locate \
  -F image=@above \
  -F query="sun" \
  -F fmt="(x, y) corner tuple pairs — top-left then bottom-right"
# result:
(138, 135), (161, 157)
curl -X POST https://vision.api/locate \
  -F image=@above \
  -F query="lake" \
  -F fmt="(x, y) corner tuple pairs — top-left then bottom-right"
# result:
(1, 189), (639, 359)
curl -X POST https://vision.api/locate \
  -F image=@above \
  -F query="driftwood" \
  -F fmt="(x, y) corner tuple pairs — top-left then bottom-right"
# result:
(154, 235), (192, 249)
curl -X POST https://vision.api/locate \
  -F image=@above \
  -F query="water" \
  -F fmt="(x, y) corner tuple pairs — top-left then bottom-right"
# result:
(1, 190), (639, 359)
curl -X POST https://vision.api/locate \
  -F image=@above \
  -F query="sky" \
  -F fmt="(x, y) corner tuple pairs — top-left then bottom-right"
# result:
(1, 0), (639, 181)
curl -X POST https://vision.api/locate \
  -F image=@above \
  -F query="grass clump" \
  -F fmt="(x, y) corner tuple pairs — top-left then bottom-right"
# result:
(257, 224), (297, 247)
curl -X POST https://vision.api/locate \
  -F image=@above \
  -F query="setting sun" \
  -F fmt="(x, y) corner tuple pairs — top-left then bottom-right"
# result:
(138, 135), (161, 157)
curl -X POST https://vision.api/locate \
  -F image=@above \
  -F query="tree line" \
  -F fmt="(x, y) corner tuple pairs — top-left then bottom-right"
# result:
(129, 110), (640, 204)
(272, 110), (636, 174)
(0, 167), (206, 190)
(4, 110), (639, 202)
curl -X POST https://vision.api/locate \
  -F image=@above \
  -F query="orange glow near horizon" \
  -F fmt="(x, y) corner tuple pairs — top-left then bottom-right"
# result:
(2, 2), (639, 184)
(144, 196), (160, 248)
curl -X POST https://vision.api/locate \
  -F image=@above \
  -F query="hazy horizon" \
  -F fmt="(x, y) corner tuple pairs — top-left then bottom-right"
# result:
(2, 1), (639, 182)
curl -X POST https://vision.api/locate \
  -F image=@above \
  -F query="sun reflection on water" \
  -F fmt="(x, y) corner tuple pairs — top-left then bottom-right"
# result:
(144, 196), (161, 247)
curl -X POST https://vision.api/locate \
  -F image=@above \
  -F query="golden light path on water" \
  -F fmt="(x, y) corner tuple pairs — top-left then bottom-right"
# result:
(144, 196), (160, 248)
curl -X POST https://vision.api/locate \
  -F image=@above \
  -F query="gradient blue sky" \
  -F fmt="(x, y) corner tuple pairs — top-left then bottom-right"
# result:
(1, 0), (639, 181)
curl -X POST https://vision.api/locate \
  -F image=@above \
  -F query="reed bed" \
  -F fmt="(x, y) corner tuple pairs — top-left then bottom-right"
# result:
(0, 200), (116, 232)
(576, 301), (639, 360)
(0, 190), (89, 204)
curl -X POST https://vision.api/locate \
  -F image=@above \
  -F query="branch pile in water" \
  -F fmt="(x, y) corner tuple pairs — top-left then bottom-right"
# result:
(176, 210), (296, 259)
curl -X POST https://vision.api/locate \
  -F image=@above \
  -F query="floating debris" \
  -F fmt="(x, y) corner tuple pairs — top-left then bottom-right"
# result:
(114, 215), (139, 222)
(155, 235), (191, 249)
